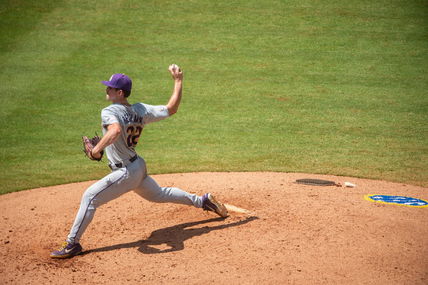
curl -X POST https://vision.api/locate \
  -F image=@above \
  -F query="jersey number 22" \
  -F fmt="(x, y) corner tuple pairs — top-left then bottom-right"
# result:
(126, 126), (142, 147)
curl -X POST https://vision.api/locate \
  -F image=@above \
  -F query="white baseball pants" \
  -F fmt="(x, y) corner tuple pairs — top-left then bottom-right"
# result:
(67, 157), (203, 243)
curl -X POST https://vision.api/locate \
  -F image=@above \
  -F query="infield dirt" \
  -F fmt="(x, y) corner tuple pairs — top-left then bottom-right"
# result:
(0, 172), (427, 284)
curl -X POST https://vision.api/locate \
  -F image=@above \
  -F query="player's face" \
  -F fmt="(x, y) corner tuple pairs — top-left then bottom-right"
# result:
(105, 86), (121, 102)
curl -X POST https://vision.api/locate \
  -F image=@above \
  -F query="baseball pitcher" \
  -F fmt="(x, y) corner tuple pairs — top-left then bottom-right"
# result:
(50, 65), (228, 259)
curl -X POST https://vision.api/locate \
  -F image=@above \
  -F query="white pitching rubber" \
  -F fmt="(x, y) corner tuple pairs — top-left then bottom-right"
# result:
(224, 203), (251, 214)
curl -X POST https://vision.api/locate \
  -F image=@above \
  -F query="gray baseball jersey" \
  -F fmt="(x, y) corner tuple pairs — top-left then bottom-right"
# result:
(101, 103), (169, 165)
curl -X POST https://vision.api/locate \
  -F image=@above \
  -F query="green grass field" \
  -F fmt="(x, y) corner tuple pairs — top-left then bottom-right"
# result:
(0, 0), (427, 194)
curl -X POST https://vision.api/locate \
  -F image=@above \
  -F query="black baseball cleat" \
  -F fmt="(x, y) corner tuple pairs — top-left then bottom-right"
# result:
(202, 193), (229, 218)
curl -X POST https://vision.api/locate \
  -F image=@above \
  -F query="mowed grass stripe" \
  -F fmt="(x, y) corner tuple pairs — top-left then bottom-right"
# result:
(0, 0), (427, 194)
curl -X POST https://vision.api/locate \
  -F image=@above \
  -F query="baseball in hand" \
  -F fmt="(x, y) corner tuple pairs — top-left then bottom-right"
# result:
(170, 64), (180, 72)
(168, 64), (183, 80)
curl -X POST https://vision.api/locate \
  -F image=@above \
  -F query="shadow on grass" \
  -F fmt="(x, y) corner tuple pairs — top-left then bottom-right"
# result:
(83, 216), (258, 255)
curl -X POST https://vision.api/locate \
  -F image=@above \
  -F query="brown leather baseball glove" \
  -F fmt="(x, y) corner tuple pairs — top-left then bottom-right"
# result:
(82, 135), (104, 161)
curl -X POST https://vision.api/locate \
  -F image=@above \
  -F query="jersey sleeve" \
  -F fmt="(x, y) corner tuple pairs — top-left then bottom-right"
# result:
(101, 108), (119, 126)
(139, 103), (170, 124)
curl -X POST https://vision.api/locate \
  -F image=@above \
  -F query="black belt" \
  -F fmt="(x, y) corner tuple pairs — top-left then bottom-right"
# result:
(109, 155), (138, 170)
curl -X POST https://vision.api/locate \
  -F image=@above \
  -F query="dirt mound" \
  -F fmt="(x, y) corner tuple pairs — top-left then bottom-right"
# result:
(1, 172), (427, 284)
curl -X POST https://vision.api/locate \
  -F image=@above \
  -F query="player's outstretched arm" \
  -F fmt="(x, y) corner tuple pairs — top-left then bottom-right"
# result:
(166, 64), (183, 116)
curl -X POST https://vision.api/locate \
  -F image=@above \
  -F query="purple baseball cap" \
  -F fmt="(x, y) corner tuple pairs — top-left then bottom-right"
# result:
(101, 73), (132, 91)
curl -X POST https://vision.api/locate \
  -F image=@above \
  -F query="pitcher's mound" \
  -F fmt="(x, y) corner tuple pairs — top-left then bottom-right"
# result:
(0, 172), (427, 284)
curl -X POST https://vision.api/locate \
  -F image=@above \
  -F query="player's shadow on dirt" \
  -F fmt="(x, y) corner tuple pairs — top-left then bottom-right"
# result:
(84, 216), (258, 255)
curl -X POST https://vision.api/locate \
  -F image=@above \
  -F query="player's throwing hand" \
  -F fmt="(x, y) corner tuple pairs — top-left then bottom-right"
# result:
(168, 64), (183, 81)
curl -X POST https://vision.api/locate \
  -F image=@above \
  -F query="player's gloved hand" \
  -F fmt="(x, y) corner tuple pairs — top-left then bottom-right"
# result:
(82, 135), (104, 161)
(168, 64), (183, 81)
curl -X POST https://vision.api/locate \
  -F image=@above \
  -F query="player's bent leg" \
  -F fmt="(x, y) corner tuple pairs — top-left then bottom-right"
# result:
(134, 175), (203, 208)
(51, 161), (145, 258)
(66, 167), (136, 244)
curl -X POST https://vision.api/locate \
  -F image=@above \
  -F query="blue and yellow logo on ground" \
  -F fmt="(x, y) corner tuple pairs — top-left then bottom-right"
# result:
(364, 194), (428, 208)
